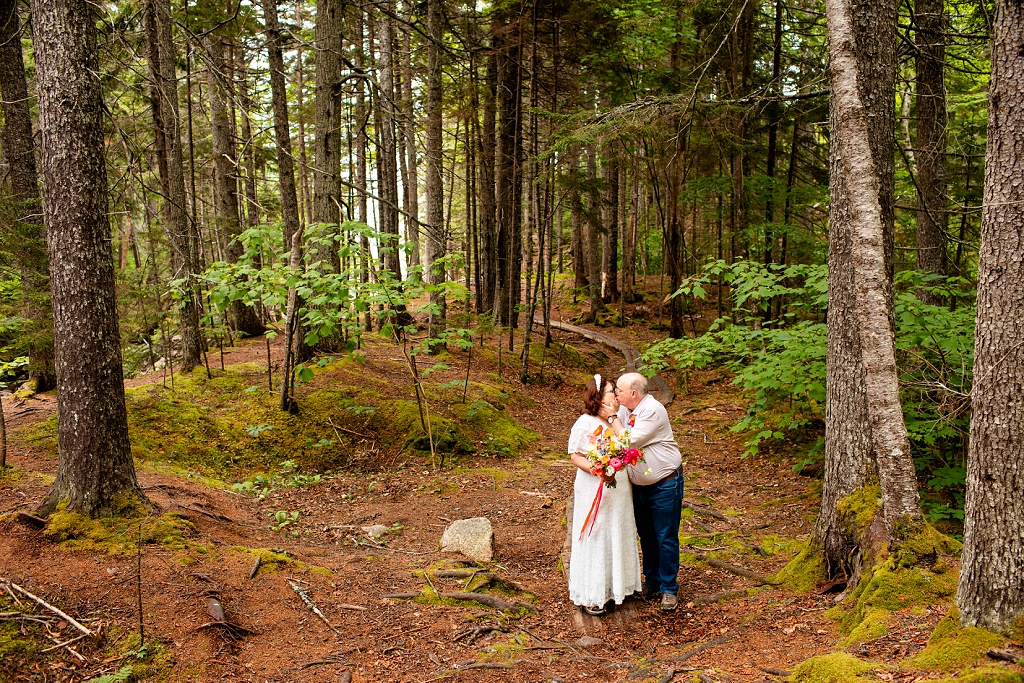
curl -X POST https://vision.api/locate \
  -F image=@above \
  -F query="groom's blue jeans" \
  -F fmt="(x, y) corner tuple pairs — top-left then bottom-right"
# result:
(632, 468), (684, 595)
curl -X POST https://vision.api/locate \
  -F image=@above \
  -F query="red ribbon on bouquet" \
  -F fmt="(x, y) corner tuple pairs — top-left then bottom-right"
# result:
(578, 483), (604, 540)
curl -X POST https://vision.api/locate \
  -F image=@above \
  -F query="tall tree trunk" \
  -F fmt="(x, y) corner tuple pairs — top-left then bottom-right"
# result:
(400, 3), (421, 269)
(602, 152), (619, 303)
(311, 0), (342, 270)
(262, 0), (301, 253)
(826, 0), (922, 538)
(956, 0), (1024, 636)
(294, 0), (313, 227)
(150, 0), (203, 372)
(815, 0), (902, 574)
(425, 0), (446, 336)
(914, 0), (948, 303)
(0, 0), (53, 390)
(207, 35), (264, 336)
(477, 46), (498, 314)
(376, 1), (403, 284)
(584, 145), (604, 320)
(494, 10), (522, 327)
(32, 0), (144, 516)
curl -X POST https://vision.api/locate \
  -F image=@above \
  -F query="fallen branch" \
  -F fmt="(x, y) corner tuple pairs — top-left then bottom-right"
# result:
(683, 499), (731, 522)
(439, 592), (513, 611)
(692, 589), (748, 605)
(289, 580), (339, 633)
(381, 593), (420, 600)
(664, 636), (730, 663)
(247, 555), (262, 580)
(760, 666), (792, 677)
(987, 647), (1024, 664)
(3, 581), (92, 636)
(335, 603), (367, 611)
(687, 552), (774, 584)
(454, 661), (515, 670)
(40, 632), (90, 654)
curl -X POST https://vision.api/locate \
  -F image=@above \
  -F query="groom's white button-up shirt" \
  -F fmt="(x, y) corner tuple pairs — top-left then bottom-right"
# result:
(619, 393), (682, 486)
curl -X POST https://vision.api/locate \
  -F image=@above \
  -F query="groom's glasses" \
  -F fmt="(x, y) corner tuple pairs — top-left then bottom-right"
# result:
(612, 387), (621, 396)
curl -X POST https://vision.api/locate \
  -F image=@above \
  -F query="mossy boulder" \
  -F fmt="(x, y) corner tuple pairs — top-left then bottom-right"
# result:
(791, 652), (874, 682)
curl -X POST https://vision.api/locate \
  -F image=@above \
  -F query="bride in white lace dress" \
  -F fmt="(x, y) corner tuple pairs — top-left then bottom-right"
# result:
(567, 375), (642, 615)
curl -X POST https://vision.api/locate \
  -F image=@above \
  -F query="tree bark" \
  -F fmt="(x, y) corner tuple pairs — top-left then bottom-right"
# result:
(150, 0), (204, 372)
(400, 3), (421, 269)
(602, 152), (619, 303)
(913, 0), (948, 303)
(262, 0), (301, 253)
(376, 2), (403, 283)
(425, 0), (446, 336)
(826, 0), (922, 538)
(477, 46), (498, 314)
(956, 0), (1024, 636)
(584, 145), (604, 319)
(311, 0), (342, 270)
(32, 0), (144, 516)
(815, 0), (901, 573)
(0, 0), (53, 390)
(207, 35), (264, 337)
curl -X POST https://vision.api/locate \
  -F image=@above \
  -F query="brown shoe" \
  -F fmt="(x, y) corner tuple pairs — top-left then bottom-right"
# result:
(660, 593), (678, 612)
(639, 585), (660, 601)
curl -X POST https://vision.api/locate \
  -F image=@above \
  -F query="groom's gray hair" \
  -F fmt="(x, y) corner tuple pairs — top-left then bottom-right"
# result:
(619, 372), (648, 396)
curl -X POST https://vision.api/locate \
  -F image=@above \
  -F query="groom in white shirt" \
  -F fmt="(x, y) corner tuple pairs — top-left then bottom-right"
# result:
(603, 372), (684, 612)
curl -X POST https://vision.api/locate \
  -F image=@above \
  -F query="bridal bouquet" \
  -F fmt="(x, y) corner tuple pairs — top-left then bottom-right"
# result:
(579, 425), (646, 539)
(584, 424), (644, 489)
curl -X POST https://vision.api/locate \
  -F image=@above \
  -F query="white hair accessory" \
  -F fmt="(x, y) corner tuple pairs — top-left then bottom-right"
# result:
(594, 374), (601, 389)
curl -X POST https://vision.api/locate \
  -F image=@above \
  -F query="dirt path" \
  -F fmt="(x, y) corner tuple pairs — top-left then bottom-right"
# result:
(0, 322), (852, 682)
(535, 317), (675, 406)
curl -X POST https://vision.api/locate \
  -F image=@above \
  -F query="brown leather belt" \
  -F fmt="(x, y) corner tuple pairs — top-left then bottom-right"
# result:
(658, 468), (681, 484)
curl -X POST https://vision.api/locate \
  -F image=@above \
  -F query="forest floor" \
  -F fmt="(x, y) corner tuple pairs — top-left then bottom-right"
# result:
(0, 279), (1020, 683)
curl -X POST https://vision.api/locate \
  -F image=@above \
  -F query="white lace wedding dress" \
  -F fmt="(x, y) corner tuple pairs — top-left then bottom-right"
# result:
(567, 414), (642, 608)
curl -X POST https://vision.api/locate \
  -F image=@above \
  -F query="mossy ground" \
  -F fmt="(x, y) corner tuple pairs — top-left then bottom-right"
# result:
(791, 652), (875, 682)
(904, 608), (1007, 672)
(230, 546), (333, 576)
(770, 542), (827, 593)
(42, 507), (202, 554)
(21, 356), (540, 488)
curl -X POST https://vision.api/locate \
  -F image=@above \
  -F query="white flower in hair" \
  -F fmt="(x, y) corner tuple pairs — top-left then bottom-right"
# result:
(594, 373), (601, 388)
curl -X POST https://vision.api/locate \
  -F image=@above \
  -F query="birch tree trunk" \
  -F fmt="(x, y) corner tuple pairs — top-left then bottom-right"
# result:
(825, 0), (923, 538)
(32, 0), (144, 516)
(956, 0), (1024, 637)
(814, 0), (899, 577)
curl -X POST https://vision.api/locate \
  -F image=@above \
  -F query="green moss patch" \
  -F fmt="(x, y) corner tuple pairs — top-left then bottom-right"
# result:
(771, 542), (827, 593)
(43, 508), (198, 554)
(904, 609), (1006, 672)
(231, 546), (332, 576)
(791, 652), (875, 682)
(932, 668), (1024, 683)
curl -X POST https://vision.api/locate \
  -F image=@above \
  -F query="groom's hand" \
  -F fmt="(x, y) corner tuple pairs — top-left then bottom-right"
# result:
(598, 402), (616, 420)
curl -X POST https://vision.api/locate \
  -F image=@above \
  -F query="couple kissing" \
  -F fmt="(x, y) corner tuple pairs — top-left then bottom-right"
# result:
(567, 372), (684, 616)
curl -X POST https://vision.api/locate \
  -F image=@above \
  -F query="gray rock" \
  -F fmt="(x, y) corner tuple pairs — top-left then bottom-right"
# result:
(439, 517), (493, 562)
(575, 635), (603, 649)
(362, 524), (390, 538)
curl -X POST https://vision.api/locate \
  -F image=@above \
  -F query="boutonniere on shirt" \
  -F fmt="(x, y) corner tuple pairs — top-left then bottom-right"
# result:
(628, 414), (636, 428)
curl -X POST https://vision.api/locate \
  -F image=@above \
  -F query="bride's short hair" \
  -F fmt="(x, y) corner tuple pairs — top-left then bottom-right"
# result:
(583, 378), (611, 416)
